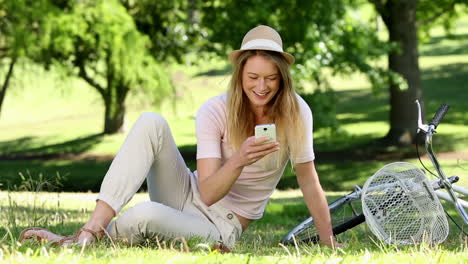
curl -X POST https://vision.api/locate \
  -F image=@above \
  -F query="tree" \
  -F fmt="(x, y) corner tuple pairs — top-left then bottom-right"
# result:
(39, 0), (171, 134)
(120, 0), (206, 63)
(0, 0), (49, 118)
(371, 0), (468, 145)
(198, 0), (391, 130)
(199, 0), (467, 146)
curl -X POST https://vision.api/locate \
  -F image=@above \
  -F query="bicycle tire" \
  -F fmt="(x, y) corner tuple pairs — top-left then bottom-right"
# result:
(281, 191), (365, 245)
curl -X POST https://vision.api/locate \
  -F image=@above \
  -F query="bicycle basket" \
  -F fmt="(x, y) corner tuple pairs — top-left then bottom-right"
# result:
(361, 162), (448, 245)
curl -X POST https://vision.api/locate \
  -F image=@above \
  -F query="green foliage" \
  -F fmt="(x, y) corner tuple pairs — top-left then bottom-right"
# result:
(40, 0), (171, 103)
(198, 0), (394, 130)
(300, 90), (339, 131)
(418, 0), (468, 39)
(32, 0), (173, 133)
(0, 0), (51, 58)
(199, 0), (392, 91)
(121, 0), (207, 63)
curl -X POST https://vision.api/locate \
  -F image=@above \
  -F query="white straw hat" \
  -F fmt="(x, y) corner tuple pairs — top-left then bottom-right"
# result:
(229, 25), (295, 65)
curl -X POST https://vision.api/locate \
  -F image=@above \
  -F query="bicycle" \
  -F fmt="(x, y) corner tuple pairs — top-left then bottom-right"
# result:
(281, 101), (468, 245)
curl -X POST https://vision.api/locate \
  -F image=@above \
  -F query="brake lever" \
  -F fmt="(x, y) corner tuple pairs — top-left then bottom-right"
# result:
(415, 100), (429, 133)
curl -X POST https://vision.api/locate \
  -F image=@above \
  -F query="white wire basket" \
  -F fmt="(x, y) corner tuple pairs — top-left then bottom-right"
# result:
(361, 162), (449, 245)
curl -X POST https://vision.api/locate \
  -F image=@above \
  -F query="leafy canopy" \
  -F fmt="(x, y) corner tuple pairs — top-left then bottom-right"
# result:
(38, 0), (171, 106)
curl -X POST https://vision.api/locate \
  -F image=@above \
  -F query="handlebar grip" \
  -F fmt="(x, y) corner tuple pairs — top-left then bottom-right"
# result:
(430, 104), (450, 128)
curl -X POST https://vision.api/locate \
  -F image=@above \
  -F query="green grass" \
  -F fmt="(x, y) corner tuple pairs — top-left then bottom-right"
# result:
(0, 190), (466, 263)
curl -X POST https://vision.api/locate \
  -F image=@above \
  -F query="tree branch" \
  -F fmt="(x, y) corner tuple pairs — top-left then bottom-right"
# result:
(78, 63), (106, 98)
(0, 56), (17, 116)
(416, 2), (456, 27)
(0, 47), (8, 57)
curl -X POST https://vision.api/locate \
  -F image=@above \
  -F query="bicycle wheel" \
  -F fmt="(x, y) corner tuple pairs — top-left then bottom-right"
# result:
(281, 191), (365, 245)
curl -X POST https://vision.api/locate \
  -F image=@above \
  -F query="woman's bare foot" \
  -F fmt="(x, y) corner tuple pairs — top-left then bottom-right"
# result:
(20, 227), (105, 247)
(19, 228), (65, 244)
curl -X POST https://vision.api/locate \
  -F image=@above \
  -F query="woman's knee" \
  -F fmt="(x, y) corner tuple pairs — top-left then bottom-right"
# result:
(124, 201), (168, 225)
(134, 112), (170, 134)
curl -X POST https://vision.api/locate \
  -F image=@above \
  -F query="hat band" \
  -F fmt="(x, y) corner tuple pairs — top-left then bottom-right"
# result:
(240, 39), (283, 52)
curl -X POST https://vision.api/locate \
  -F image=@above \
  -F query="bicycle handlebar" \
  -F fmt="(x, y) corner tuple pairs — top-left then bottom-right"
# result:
(415, 100), (468, 224)
(430, 104), (450, 129)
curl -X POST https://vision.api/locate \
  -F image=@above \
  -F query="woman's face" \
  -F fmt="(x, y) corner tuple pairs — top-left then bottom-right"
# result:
(242, 55), (281, 111)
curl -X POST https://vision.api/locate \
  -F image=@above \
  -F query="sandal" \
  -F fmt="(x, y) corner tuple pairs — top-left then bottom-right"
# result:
(211, 243), (231, 253)
(53, 227), (105, 246)
(18, 227), (64, 244)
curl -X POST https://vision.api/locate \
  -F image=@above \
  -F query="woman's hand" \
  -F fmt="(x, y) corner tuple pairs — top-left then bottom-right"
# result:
(236, 136), (279, 166)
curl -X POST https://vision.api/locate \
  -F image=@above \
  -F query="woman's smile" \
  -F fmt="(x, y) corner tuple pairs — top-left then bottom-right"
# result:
(242, 55), (280, 112)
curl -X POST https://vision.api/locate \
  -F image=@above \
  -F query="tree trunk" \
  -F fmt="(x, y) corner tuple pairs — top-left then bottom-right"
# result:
(103, 83), (127, 134)
(0, 57), (17, 118)
(381, 0), (423, 146)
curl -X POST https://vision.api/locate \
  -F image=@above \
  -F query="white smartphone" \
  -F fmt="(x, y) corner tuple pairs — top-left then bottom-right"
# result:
(255, 123), (277, 143)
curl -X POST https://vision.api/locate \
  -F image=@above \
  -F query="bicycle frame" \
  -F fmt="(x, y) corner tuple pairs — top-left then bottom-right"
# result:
(416, 100), (468, 224)
(281, 101), (468, 245)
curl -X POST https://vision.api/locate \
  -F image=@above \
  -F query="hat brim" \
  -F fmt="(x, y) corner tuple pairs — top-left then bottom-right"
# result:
(229, 48), (295, 66)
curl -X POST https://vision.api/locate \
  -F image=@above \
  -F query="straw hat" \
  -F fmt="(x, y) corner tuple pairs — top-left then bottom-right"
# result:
(229, 25), (295, 65)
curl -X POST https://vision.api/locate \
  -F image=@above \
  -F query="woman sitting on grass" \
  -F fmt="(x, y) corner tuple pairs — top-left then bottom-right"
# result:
(20, 25), (338, 250)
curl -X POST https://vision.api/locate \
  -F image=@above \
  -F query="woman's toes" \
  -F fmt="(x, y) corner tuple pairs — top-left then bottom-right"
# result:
(24, 229), (64, 242)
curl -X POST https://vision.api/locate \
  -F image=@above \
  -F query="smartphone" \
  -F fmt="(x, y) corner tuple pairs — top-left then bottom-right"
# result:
(255, 123), (277, 143)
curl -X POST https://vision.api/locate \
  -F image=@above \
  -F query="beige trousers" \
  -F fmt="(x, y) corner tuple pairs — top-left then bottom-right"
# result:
(96, 113), (242, 248)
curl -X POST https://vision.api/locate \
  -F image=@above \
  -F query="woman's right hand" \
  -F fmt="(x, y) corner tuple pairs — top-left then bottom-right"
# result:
(236, 136), (279, 166)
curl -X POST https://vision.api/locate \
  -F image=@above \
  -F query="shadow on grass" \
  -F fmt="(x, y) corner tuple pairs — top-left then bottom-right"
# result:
(324, 61), (468, 152)
(0, 159), (111, 192)
(193, 64), (232, 77)
(0, 133), (104, 159)
(333, 88), (388, 125)
(277, 160), (387, 191)
(423, 63), (468, 119)
(420, 33), (468, 57)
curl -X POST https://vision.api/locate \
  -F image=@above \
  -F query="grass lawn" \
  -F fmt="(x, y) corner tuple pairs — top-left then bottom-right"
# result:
(0, 190), (466, 263)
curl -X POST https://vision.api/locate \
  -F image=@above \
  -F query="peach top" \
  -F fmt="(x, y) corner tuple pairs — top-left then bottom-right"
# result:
(195, 93), (314, 219)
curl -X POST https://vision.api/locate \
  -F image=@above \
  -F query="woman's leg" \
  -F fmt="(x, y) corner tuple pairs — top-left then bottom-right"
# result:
(21, 113), (194, 245)
(97, 112), (191, 213)
(84, 113), (192, 244)
(106, 201), (221, 245)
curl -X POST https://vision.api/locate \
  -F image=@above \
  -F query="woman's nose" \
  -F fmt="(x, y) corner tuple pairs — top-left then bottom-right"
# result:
(258, 78), (266, 90)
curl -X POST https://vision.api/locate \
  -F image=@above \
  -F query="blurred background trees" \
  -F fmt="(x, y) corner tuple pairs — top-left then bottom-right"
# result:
(370, 0), (468, 145)
(0, 0), (51, 118)
(1, 0), (467, 144)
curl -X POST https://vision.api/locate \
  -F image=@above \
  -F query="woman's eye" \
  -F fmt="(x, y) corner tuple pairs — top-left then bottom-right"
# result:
(249, 76), (258, 80)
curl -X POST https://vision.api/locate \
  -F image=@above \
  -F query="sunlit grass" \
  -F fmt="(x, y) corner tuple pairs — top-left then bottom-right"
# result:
(0, 190), (466, 263)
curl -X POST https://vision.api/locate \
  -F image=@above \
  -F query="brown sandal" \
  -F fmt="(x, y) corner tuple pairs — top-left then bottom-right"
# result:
(53, 227), (105, 246)
(211, 243), (231, 253)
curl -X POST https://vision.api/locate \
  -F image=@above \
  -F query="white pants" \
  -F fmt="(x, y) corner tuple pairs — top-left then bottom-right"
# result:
(96, 113), (242, 248)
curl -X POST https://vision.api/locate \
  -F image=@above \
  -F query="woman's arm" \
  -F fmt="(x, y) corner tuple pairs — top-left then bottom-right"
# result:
(295, 161), (339, 247)
(197, 136), (278, 206)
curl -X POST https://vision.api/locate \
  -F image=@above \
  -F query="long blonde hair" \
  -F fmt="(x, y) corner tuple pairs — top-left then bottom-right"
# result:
(226, 50), (305, 164)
